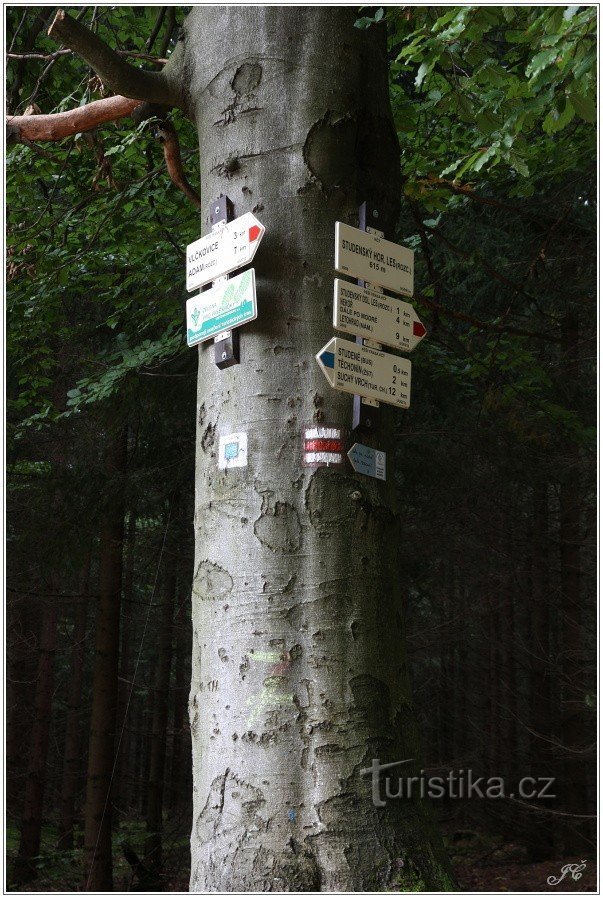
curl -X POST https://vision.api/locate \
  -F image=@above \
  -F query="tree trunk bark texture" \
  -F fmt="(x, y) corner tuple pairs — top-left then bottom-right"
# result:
(169, 596), (190, 812)
(145, 546), (176, 869)
(559, 479), (590, 854)
(528, 481), (555, 860)
(114, 506), (136, 818)
(185, 7), (450, 891)
(17, 599), (59, 870)
(83, 423), (127, 890)
(57, 556), (91, 850)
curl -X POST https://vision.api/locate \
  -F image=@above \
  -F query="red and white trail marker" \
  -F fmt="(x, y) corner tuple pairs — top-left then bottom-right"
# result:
(186, 212), (265, 292)
(302, 426), (345, 467)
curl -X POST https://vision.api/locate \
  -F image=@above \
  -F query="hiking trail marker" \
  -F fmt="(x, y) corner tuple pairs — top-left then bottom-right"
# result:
(218, 432), (248, 470)
(302, 426), (345, 467)
(347, 442), (386, 481)
(316, 336), (411, 410)
(186, 211), (265, 292)
(333, 279), (426, 352)
(334, 221), (414, 297)
(186, 269), (256, 347)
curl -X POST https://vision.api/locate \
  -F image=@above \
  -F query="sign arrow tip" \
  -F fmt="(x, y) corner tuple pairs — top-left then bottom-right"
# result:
(319, 350), (335, 369)
(413, 321), (427, 338)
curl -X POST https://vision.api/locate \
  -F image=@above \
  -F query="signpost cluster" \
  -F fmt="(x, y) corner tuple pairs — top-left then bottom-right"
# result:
(183, 197), (427, 482)
(185, 198), (265, 365)
(316, 205), (428, 480)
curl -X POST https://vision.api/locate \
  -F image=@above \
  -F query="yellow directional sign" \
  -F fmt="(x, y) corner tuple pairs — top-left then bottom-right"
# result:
(316, 336), (412, 409)
(333, 279), (426, 352)
(334, 221), (414, 297)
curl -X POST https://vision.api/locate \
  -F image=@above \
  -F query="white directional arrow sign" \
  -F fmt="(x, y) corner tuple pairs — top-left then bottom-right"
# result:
(186, 212), (265, 292)
(333, 279), (426, 352)
(316, 336), (411, 409)
(334, 221), (414, 297)
(348, 442), (386, 480)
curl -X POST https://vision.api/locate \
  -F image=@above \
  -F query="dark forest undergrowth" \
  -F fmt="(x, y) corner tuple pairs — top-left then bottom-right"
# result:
(7, 818), (597, 893)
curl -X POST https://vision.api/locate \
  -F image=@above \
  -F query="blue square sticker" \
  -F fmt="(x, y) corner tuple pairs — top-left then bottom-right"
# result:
(224, 441), (239, 460)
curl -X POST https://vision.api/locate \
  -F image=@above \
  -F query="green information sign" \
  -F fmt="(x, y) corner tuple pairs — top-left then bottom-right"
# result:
(186, 268), (257, 347)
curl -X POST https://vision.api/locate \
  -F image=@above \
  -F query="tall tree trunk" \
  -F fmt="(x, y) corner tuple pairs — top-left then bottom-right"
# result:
(114, 504), (137, 821)
(57, 555), (91, 850)
(145, 542), (176, 870)
(438, 568), (453, 764)
(186, 7), (451, 890)
(557, 310), (592, 855)
(6, 590), (39, 822)
(501, 523), (516, 784)
(169, 596), (189, 812)
(559, 478), (590, 854)
(83, 422), (127, 890)
(488, 595), (501, 773)
(130, 699), (144, 816)
(456, 584), (468, 764)
(528, 481), (555, 860)
(16, 599), (59, 874)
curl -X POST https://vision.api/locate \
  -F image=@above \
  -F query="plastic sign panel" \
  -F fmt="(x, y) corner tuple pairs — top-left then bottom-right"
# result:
(218, 432), (247, 470)
(302, 426), (345, 467)
(333, 279), (426, 353)
(186, 212), (265, 291)
(186, 269), (256, 346)
(316, 336), (411, 409)
(347, 442), (386, 481)
(334, 221), (414, 297)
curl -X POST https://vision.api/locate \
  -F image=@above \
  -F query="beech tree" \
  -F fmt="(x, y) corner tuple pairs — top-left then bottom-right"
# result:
(7, 5), (453, 891)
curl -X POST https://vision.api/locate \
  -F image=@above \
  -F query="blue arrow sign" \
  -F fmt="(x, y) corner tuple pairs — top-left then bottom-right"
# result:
(319, 350), (335, 369)
(347, 442), (386, 481)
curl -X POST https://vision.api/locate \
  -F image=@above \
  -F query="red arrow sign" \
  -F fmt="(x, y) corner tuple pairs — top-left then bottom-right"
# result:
(413, 321), (427, 338)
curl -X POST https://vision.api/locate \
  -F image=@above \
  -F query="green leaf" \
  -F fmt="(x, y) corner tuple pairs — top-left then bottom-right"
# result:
(472, 145), (497, 173)
(569, 89), (596, 124)
(542, 99), (575, 134)
(508, 151), (529, 177)
(572, 50), (596, 80)
(415, 61), (432, 89)
(476, 111), (500, 135)
(526, 48), (558, 79)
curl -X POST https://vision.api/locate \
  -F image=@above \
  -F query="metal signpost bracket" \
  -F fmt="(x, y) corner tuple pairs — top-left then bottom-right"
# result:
(352, 201), (382, 433)
(210, 195), (240, 369)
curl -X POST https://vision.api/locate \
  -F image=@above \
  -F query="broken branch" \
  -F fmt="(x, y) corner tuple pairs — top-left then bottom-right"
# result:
(156, 121), (200, 208)
(7, 96), (140, 142)
(8, 49), (168, 66)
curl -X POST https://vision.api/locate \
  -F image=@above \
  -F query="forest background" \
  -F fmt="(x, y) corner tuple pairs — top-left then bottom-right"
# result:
(5, 4), (597, 892)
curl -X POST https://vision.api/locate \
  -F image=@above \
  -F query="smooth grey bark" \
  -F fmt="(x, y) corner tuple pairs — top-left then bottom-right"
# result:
(184, 7), (451, 891)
